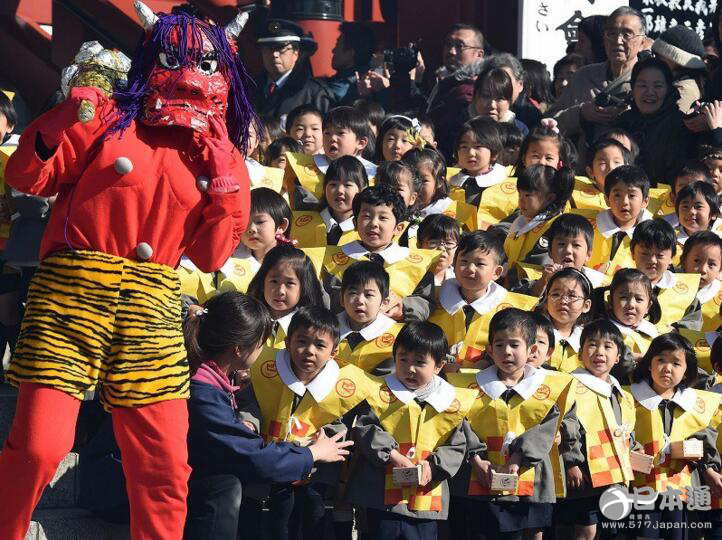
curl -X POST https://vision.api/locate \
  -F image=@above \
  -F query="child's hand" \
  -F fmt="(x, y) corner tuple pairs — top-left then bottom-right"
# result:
(705, 468), (722, 497)
(471, 455), (492, 488)
(383, 292), (404, 321)
(497, 463), (520, 475)
(542, 263), (564, 284)
(419, 460), (433, 486)
(566, 465), (586, 490)
(389, 449), (415, 468)
(442, 362), (460, 374)
(554, 431), (562, 446)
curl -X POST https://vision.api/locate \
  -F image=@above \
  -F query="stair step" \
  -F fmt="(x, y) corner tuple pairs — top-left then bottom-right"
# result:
(26, 508), (130, 540)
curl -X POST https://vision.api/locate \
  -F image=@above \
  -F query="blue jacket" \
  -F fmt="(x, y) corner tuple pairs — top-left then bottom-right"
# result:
(187, 380), (313, 483)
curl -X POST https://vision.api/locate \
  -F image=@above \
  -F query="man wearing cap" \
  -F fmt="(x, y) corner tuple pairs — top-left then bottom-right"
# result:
(255, 18), (334, 118)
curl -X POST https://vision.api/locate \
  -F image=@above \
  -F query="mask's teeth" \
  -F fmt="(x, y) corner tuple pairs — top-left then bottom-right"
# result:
(155, 98), (162, 110)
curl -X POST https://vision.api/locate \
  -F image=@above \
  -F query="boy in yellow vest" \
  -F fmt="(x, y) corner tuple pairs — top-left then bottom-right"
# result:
(336, 261), (403, 375)
(346, 321), (476, 540)
(322, 185), (437, 321)
(659, 161), (711, 224)
(680, 231), (722, 332)
(239, 306), (373, 540)
(557, 320), (637, 539)
(429, 231), (536, 369)
(572, 137), (630, 211)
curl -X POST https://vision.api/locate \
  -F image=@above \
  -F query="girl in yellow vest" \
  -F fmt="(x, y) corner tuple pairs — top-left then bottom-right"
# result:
(629, 333), (722, 539)
(672, 181), (722, 260)
(680, 231), (722, 332)
(556, 319), (637, 539)
(416, 214), (460, 303)
(346, 321), (476, 540)
(247, 244), (326, 351)
(503, 164), (575, 267)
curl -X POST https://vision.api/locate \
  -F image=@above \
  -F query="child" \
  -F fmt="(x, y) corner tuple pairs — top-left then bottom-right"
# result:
(557, 319), (637, 540)
(375, 115), (419, 163)
(375, 160), (420, 214)
(504, 164), (575, 266)
(417, 114), (437, 149)
(631, 218), (701, 331)
(535, 268), (593, 373)
(184, 293), (353, 540)
(514, 123), (575, 173)
(429, 231), (536, 369)
(336, 261), (403, 375)
(322, 184), (437, 322)
(449, 308), (571, 540)
(574, 137), (630, 211)
(286, 104), (323, 155)
(346, 321), (476, 539)
(660, 160), (711, 224)
(239, 306), (373, 540)
(702, 146), (722, 195)
(417, 214), (460, 292)
(681, 230), (722, 331)
(266, 137), (302, 171)
(291, 156), (367, 248)
(528, 313), (555, 369)
(247, 244), (326, 349)
(498, 122), (524, 168)
(629, 333), (722, 538)
(674, 181), (722, 247)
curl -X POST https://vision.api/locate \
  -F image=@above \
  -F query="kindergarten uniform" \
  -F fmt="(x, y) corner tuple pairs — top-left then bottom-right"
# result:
(584, 208), (652, 274)
(215, 245), (261, 294)
(291, 207), (359, 248)
(549, 326), (583, 373)
(336, 312), (403, 375)
(177, 255), (215, 304)
(503, 212), (560, 267)
(653, 270), (701, 331)
(405, 197), (476, 247)
(696, 279), (722, 332)
(246, 157), (285, 193)
(448, 164), (509, 214)
(510, 263), (609, 295)
(609, 317), (658, 384)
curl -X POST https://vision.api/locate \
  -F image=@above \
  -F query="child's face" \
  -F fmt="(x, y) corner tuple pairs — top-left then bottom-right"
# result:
(416, 163), (437, 207)
(633, 244), (673, 284)
(355, 202), (403, 251)
(457, 132), (493, 174)
(678, 193), (714, 234)
(605, 185), (649, 228)
(323, 125), (367, 160)
(241, 212), (288, 255)
(391, 170), (418, 208)
(340, 279), (388, 327)
(420, 124), (436, 148)
(421, 236), (457, 276)
(395, 345), (443, 390)
(549, 233), (591, 269)
(290, 113), (323, 155)
(501, 144), (520, 167)
(325, 178), (360, 218)
(683, 243), (722, 288)
(528, 328), (553, 368)
(649, 348), (687, 396)
(580, 334), (620, 380)
(518, 188), (555, 219)
(0, 112), (14, 142)
(488, 328), (535, 379)
(547, 277), (591, 328)
(673, 173), (707, 200)
(271, 154), (288, 170)
(285, 326), (338, 382)
(705, 157), (722, 194)
(611, 281), (652, 326)
(382, 128), (414, 162)
(455, 248), (503, 298)
(263, 261), (302, 319)
(586, 146), (626, 191)
(523, 138), (560, 168)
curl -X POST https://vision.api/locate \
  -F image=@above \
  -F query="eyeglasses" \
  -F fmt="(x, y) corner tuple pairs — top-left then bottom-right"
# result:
(264, 42), (296, 54)
(424, 240), (458, 251)
(548, 293), (584, 304)
(604, 29), (644, 42)
(443, 39), (482, 52)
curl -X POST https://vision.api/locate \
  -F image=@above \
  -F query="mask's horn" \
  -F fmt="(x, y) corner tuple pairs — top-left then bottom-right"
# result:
(134, 0), (158, 32)
(225, 11), (249, 39)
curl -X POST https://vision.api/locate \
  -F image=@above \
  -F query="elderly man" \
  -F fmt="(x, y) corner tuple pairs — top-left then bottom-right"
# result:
(548, 6), (647, 157)
(254, 19), (334, 118)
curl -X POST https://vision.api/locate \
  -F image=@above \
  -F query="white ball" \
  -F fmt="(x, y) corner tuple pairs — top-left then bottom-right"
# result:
(114, 156), (133, 175)
(196, 176), (209, 192)
(136, 242), (153, 260)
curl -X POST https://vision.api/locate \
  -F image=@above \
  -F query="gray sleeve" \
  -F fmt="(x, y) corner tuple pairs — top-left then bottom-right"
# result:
(509, 404), (560, 466)
(427, 421), (468, 481)
(235, 384), (262, 433)
(402, 271), (435, 322)
(322, 270), (343, 314)
(673, 299), (703, 331)
(292, 184), (322, 211)
(463, 419), (488, 460)
(9, 187), (50, 218)
(548, 83), (584, 137)
(353, 409), (399, 467)
(560, 402), (585, 469)
(689, 425), (721, 471)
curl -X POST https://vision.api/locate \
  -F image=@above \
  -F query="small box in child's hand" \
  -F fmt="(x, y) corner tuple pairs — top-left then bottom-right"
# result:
(670, 439), (704, 460)
(393, 465), (422, 486)
(490, 470), (518, 491)
(630, 451), (654, 474)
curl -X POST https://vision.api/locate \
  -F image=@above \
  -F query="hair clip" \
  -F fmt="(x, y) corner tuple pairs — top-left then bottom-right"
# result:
(192, 307), (209, 318)
(275, 233), (299, 247)
(540, 118), (559, 133)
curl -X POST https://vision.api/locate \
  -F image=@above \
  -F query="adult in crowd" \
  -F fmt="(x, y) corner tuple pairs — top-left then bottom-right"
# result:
(552, 53), (586, 100)
(574, 15), (608, 64)
(254, 19), (334, 118)
(706, 3), (722, 102)
(484, 53), (542, 129)
(521, 58), (554, 113)
(324, 22), (376, 104)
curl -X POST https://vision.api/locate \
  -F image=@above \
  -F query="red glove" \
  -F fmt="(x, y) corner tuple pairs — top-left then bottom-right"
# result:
(200, 114), (239, 194)
(39, 86), (108, 148)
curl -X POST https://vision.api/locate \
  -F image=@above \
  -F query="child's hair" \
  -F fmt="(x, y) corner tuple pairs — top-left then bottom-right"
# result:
(604, 128), (640, 164)
(674, 181), (721, 221)
(286, 104), (323, 132)
(352, 184), (407, 225)
(530, 312), (555, 350)
(266, 137), (302, 164)
(521, 58), (554, 106)
(453, 116), (503, 165)
(473, 67), (513, 103)
(247, 244), (324, 312)
(488, 307), (536, 348)
(183, 292), (273, 374)
(498, 122), (524, 152)
(323, 106), (369, 142)
(515, 124), (577, 174)
(603, 164), (651, 198)
(630, 218), (677, 258)
(417, 214), (461, 246)
(0, 93), (17, 142)
(455, 230), (507, 267)
(375, 160), (420, 213)
(402, 148), (449, 204)
(631, 332), (698, 389)
(545, 214), (594, 254)
(516, 164), (575, 217)
(669, 160), (711, 193)
(607, 268), (661, 324)
(681, 230), (722, 265)
(579, 319), (625, 357)
(537, 267), (594, 326)
(375, 115), (416, 162)
(417, 114), (435, 139)
(393, 321), (449, 366)
(341, 261), (390, 300)
(323, 155), (369, 192)
(585, 137), (631, 169)
(287, 305), (340, 347)
(250, 187), (293, 237)
(353, 98), (386, 131)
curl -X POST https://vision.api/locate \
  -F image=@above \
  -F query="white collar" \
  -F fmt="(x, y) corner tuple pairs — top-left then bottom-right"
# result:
(698, 279), (722, 304)
(419, 197), (452, 218)
(434, 266), (456, 286)
(662, 213), (679, 228)
(630, 380), (698, 412)
(275, 310), (296, 334)
(610, 317), (658, 338)
(320, 207), (355, 233)
(596, 209), (651, 239)
(270, 69), (293, 90)
(275, 349), (340, 402)
(654, 270), (676, 290)
(571, 368), (623, 398)
(383, 374), (456, 413)
(554, 326), (583, 353)
(475, 364), (545, 400)
(245, 157), (265, 185)
(449, 163), (507, 188)
(583, 266), (607, 288)
(313, 154), (376, 178)
(179, 255), (198, 271)
(219, 245), (261, 276)
(439, 279), (508, 316)
(342, 240), (409, 265)
(337, 312), (396, 342)
(508, 212), (548, 239)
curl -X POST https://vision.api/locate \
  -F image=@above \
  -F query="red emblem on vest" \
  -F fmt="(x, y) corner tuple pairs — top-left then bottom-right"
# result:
(336, 378), (356, 398)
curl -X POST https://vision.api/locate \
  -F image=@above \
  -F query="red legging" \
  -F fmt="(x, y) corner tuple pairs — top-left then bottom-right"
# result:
(0, 383), (190, 540)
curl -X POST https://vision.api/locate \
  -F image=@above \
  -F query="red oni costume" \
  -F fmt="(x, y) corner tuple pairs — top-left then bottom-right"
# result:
(0, 3), (256, 539)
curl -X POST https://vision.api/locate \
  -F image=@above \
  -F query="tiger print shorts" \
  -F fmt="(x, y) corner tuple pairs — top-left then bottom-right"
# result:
(7, 250), (189, 408)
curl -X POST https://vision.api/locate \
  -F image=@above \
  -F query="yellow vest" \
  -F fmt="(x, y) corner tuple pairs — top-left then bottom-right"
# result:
(250, 163), (285, 193)
(700, 288), (722, 332)
(215, 258), (258, 294)
(655, 273), (700, 329)
(504, 216), (558, 266)
(176, 264), (216, 303)
(516, 263), (611, 290)
(367, 377), (477, 512)
(677, 329), (719, 376)
(285, 152), (325, 203)
(474, 179), (520, 225)
(571, 177), (607, 211)
(549, 342), (581, 374)
(336, 322), (403, 373)
(291, 211), (360, 249)
(543, 369), (576, 498)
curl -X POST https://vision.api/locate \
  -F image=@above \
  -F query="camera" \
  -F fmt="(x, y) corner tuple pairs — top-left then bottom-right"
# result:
(383, 43), (419, 74)
(594, 91), (631, 108)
